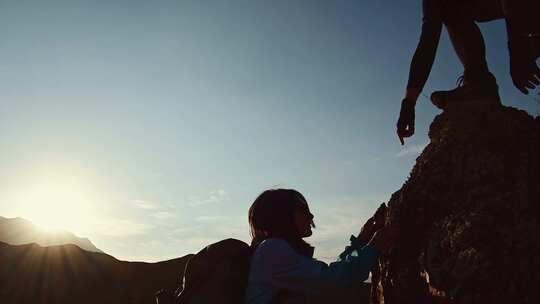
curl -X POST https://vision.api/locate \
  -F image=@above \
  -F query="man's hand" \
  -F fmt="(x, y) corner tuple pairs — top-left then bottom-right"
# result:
(509, 39), (540, 94)
(397, 98), (416, 145)
(511, 59), (540, 94)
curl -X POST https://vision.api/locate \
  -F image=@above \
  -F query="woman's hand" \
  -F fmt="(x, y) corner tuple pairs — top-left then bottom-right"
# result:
(358, 217), (377, 244)
(358, 203), (387, 244)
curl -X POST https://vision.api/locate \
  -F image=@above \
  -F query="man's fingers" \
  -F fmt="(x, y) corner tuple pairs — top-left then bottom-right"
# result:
(530, 70), (540, 83)
(529, 75), (540, 85)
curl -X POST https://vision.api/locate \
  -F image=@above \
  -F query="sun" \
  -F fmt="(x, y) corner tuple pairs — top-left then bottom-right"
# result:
(20, 182), (96, 236)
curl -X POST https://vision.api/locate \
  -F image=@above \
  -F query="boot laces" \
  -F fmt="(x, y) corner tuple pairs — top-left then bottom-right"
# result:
(456, 75), (465, 87)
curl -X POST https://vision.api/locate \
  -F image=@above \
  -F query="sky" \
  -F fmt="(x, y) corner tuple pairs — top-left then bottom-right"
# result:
(0, 0), (538, 262)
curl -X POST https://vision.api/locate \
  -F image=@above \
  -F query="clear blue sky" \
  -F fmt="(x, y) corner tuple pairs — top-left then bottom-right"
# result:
(0, 0), (538, 262)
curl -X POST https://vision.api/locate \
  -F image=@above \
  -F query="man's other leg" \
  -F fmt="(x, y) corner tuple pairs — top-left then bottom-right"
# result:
(472, 0), (505, 22)
(501, 0), (540, 94)
(501, 0), (540, 37)
(445, 4), (493, 82)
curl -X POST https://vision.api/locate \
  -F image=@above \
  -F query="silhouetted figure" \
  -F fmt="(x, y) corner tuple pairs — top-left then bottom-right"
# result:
(245, 189), (398, 304)
(397, 0), (540, 145)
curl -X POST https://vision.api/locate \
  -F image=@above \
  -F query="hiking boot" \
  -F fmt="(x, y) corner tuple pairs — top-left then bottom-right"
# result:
(430, 73), (500, 110)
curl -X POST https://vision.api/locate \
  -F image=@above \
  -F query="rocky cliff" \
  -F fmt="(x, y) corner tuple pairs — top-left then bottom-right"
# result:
(371, 98), (540, 304)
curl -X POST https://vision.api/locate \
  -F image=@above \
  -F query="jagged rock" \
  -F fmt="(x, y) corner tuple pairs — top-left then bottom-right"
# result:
(371, 98), (540, 304)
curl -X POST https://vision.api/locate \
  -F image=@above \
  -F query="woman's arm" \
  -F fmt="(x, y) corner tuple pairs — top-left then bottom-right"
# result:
(337, 235), (366, 261)
(256, 239), (378, 297)
(338, 203), (387, 260)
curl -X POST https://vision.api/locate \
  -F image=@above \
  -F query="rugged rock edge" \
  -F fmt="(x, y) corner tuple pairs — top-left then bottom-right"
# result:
(371, 99), (540, 304)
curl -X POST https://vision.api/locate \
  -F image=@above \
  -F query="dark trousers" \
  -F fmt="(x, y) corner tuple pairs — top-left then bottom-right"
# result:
(501, 0), (540, 60)
(442, 0), (539, 80)
(500, 0), (540, 37)
(442, 1), (492, 81)
(444, 0), (540, 81)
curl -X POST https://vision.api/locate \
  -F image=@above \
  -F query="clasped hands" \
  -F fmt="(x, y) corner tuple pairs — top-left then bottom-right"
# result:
(358, 203), (399, 254)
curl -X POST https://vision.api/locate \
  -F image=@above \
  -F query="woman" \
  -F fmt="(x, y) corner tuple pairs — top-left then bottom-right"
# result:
(245, 189), (398, 304)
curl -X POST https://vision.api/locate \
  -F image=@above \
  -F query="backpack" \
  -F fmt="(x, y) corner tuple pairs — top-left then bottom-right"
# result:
(156, 238), (252, 304)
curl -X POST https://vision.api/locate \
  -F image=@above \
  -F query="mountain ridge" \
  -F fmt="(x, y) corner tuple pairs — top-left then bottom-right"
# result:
(0, 216), (102, 253)
(0, 240), (191, 304)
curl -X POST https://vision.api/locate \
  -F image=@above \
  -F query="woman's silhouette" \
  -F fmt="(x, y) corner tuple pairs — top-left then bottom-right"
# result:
(245, 189), (398, 304)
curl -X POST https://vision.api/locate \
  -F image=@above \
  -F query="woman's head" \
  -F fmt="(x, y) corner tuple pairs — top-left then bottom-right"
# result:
(248, 189), (315, 249)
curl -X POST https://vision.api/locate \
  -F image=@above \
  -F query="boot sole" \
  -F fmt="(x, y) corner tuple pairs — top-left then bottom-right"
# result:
(430, 91), (500, 110)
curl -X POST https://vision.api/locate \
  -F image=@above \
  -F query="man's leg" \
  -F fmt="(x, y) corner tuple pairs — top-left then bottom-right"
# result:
(502, 0), (540, 37)
(472, 0), (505, 22)
(430, 3), (499, 109)
(446, 15), (491, 81)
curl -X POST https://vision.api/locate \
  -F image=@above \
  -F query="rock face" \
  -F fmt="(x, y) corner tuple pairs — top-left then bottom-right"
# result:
(371, 99), (540, 304)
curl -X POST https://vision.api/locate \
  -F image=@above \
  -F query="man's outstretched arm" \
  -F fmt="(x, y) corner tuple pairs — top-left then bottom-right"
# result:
(406, 19), (443, 97)
(397, 0), (443, 145)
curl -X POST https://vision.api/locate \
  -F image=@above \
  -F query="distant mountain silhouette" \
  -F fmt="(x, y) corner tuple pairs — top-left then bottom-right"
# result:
(0, 241), (191, 304)
(0, 216), (102, 253)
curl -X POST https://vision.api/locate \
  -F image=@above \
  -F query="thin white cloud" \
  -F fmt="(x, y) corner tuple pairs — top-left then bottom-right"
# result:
(190, 215), (248, 242)
(395, 142), (428, 158)
(189, 189), (228, 206)
(306, 197), (386, 263)
(173, 226), (200, 235)
(132, 200), (160, 210)
(171, 223), (249, 257)
(195, 215), (229, 222)
(93, 218), (153, 237)
(151, 211), (176, 219)
(173, 236), (228, 256)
